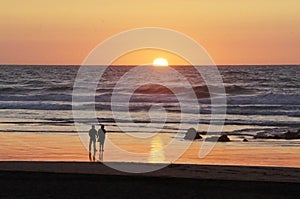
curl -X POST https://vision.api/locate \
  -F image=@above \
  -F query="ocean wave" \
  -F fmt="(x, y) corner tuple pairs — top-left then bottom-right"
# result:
(225, 85), (255, 95)
(0, 80), (255, 98)
(0, 102), (72, 110)
(0, 100), (299, 118)
(227, 93), (300, 105)
(134, 84), (174, 94)
(23, 79), (48, 85)
(45, 85), (73, 92)
(0, 86), (41, 93)
(0, 94), (73, 102)
(39, 115), (300, 127)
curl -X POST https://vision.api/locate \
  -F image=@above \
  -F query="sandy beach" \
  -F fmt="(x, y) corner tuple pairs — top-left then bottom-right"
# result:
(0, 161), (300, 183)
(1, 132), (299, 198)
(0, 161), (299, 198)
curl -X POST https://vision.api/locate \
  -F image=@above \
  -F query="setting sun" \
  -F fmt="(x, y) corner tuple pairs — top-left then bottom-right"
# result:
(153, 58), (169, 67)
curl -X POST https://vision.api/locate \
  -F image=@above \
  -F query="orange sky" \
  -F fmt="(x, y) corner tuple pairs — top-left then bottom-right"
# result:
(1, 0), (300, 65)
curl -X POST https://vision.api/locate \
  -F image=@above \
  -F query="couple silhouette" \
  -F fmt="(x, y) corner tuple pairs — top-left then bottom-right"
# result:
(88, 124), (106, 161)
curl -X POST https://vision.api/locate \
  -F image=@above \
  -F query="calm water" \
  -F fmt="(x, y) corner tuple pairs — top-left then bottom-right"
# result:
(0, 65), (299, 138)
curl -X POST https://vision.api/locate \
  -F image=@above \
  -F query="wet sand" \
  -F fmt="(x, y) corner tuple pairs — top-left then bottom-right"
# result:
(0, 132), (300, 167)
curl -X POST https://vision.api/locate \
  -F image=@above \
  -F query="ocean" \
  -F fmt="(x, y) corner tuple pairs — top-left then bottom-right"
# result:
(0, 65), (299, 136)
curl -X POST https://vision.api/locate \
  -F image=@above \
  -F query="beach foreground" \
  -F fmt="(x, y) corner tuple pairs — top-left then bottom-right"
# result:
(0, 161), (299, 198)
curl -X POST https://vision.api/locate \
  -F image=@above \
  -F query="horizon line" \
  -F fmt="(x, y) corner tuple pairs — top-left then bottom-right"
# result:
(0, 64), (300, 67)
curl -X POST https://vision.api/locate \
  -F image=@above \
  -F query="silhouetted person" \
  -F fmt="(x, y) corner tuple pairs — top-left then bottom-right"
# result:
(88, 125), (97, 155)
(98, 125), (106, 152)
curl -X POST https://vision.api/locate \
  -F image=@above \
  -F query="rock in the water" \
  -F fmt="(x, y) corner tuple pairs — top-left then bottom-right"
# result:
(218, 134), (230, 142)
(254, 131), (278, 139)
(283, 131), (300, 139)
(254, 130), (300, 140)
(242, 138), (248, 142)
(184, 128), (202, 140)
(206, 135), (230, 142)
(205, 136), (219, 142)
(198, 131), (207, 135)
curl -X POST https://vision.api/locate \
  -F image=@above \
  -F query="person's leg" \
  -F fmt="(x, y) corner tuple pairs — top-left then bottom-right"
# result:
(93, 139), (96, 152)
(102, 139), (105, 151)
(88, 138), (92, 152)
(89, 152), (92, 161)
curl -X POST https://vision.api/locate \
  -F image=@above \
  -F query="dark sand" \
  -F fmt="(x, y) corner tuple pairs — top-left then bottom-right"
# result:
(0, 161), (299, 198)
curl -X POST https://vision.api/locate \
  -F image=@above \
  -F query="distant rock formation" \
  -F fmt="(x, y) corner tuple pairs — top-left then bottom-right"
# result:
(205, 135), (231, 142)
(205, 137), (219, 142)
(184, 128), (202, 140)
(283, 131), (300, 139)
(218, 135), (230, 142)
(254, 130), (300, 140)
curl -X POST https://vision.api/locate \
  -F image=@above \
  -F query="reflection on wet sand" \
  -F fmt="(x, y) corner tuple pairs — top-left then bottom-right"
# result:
(148, 135), (166, 163)
(98, 150), (104, 162)
(89, 148), (104, 162)
(89, 151), (96, 162)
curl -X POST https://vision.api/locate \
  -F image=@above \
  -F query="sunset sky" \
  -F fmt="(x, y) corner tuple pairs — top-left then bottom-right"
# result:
(1, 0), (300, 65)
